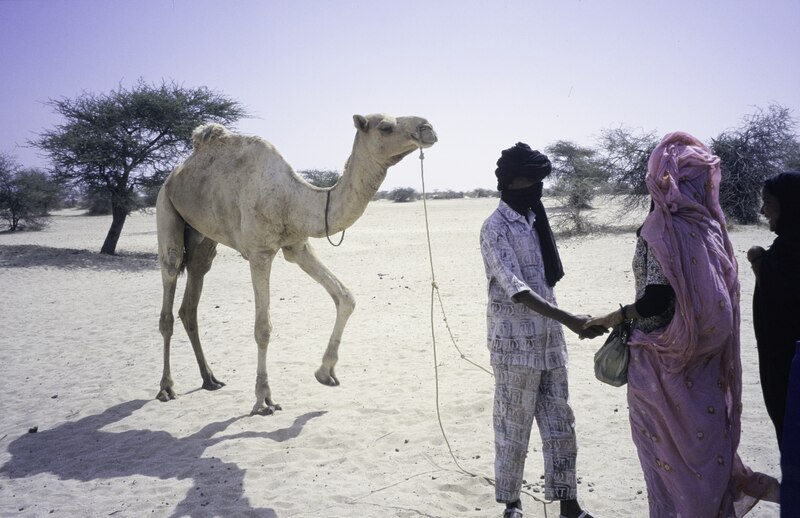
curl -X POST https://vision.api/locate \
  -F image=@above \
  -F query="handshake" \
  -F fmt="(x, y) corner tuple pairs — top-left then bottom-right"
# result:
(512, 291), (629, 340)
(567, 306), (633, 340)
(568, 314), (609, 340)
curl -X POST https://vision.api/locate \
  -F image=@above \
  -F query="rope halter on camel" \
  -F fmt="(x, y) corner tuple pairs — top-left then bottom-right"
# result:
(325, 189), (345, 247)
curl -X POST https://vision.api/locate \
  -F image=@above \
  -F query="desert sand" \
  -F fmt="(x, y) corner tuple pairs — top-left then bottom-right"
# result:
(0, 196), (782, 517)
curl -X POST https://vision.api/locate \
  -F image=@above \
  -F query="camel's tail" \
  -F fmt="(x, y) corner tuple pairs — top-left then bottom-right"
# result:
(191, 123), (232, 149)
(156, 187), (190, 277)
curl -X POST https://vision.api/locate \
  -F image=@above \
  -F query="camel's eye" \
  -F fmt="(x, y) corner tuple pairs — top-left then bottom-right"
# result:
(378, 124), (393, 134)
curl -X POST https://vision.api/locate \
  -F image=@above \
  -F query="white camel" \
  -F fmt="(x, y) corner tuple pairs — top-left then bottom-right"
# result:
(155, 113), (437, 415)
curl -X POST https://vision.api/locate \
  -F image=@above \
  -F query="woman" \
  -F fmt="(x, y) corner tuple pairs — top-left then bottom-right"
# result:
(746, 172), (800, 450)
(587, 132), (778, 516)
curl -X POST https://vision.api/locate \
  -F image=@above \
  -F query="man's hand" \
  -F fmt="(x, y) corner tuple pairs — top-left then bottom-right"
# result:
(514, 291), (609, 339)
(568, 314), (608, 340)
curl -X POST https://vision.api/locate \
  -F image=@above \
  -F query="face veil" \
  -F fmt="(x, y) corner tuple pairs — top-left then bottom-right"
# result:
(495, 143), (563, 287)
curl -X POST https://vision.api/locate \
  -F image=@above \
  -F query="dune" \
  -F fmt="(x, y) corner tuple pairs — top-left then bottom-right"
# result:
(0, 197), (781, 517)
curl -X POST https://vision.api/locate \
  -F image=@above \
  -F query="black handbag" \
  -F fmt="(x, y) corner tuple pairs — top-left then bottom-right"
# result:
(594, 319), (631, 387)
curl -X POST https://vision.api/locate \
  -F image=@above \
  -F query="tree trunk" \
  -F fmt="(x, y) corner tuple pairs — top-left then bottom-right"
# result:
(100, 203), (128, 255)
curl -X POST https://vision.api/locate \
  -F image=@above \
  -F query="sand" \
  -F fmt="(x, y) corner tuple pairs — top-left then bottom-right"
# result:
(0, 197), (781, 517)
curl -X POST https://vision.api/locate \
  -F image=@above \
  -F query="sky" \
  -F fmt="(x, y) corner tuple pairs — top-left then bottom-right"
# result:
(1, 0), (798, 191)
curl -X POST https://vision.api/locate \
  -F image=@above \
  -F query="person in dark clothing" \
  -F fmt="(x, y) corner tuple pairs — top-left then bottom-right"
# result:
(746, 171), (800, 450)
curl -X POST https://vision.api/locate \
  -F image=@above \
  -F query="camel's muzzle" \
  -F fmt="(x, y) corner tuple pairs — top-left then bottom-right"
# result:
(415, 123), (437, 148)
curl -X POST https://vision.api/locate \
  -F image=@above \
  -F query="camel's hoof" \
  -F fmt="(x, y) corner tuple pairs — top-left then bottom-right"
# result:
(315, 368), (340, 386)
(250, 403), (282, 416)
(156, 388), (176, 402)
(202, 377), (226, 391)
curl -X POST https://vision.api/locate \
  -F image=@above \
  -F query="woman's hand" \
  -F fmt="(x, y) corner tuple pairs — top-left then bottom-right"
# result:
(747, 245), (765, 282)
(747, 246), (765, 264)
(585, 309), (623, 331)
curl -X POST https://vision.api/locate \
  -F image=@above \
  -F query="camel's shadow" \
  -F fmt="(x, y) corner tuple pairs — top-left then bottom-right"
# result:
(1, 400), (326, 517)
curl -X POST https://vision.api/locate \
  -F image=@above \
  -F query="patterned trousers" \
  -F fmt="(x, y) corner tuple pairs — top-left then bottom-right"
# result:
(493, 364), (578, 502)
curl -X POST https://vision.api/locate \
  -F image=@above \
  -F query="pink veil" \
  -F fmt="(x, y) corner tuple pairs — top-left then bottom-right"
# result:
(633, 131), (738, 373)
(628, 131), (778, 513)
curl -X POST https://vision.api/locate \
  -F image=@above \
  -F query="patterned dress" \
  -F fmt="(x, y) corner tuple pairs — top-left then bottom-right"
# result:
(631, 236), (674, 333)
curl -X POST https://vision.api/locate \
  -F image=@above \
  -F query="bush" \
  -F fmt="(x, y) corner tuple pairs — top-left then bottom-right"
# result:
(299, 169), (340, 188)
(386, 187), (419, 203)
(427, 190), (464, 200)
(467, 188), (499, 198)
(82, 186), (113, 215)
(0, 155), (62, 231)
(712, 104), (799, 224)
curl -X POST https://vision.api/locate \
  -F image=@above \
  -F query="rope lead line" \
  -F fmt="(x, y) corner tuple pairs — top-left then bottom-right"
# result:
(418, 149), (549, 513)
(418, 148), (492, 377)
(325, 189), (345, 246)
(417, 148), (474, 476)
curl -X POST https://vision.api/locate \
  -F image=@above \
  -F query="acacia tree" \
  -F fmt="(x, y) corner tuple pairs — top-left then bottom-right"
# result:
(546, 140), (607, 207)
(712, 104), (798, 224)
(0, 153), (62, 231)
(545, 140), (607, 233)
(597, 125), (659, 211)
(33, 80), (247, 254)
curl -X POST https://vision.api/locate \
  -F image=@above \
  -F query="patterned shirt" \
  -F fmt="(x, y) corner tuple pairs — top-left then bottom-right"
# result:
(480, 201), (567, 369)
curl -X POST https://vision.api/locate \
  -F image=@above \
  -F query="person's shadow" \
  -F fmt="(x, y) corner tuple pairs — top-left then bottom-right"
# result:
(1, 400), (326, 517)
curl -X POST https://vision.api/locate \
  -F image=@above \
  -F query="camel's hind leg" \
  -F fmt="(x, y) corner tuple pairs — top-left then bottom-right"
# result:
(282, 241), (355, 387)
(179, 229), (224, 392)
(156, 189), (185, 401)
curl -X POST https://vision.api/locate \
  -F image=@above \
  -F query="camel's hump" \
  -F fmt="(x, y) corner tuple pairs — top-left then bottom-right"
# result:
(191, 123), (234, 149)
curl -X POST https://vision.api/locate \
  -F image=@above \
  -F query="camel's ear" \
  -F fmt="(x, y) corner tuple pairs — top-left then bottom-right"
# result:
(353, 115), (369, 132)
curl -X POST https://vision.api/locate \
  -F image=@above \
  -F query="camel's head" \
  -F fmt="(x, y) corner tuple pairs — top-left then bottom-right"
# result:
(353, 114), (437, 167)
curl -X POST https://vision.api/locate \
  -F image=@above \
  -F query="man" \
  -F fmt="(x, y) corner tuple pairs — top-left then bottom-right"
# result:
(479, 142), (602, 518)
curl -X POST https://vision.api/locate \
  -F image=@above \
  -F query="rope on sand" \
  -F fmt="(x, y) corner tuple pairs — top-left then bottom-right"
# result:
(416, 149), (550, 515)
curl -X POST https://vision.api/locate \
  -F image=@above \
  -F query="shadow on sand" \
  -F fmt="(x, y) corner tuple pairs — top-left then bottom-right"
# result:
(0, 245), (158, 272)
(1, 400), (326, 517)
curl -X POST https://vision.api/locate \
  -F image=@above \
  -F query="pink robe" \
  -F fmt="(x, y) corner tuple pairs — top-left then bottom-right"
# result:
(626, 132), (778, 517)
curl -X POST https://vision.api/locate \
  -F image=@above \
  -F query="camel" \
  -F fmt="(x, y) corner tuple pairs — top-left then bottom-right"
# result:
(155, 113), (437, 415)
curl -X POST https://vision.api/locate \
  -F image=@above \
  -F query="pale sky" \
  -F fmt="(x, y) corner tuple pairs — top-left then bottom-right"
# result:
(1, 0), (798, 191)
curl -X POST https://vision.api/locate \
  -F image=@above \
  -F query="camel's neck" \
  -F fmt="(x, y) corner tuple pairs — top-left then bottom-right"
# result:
(322, 137), (389, 235)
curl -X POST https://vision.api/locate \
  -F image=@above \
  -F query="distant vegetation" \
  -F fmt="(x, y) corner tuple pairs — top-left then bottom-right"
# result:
(712, 105), (800, 224)
(545, 104), (799, 234)
(372, 187), (498, 202)
(0, 153), (62, 231)
(298, 169), (340, 188)
(2, 100), (797, 238)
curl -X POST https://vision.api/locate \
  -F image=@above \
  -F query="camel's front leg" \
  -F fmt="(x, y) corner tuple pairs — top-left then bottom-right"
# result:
(283, 242), (355, 386)
(249, 250), (282, 415)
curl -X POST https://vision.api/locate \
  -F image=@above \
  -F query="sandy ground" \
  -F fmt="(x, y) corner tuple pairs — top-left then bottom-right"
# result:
(0, 197), (782, 517)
